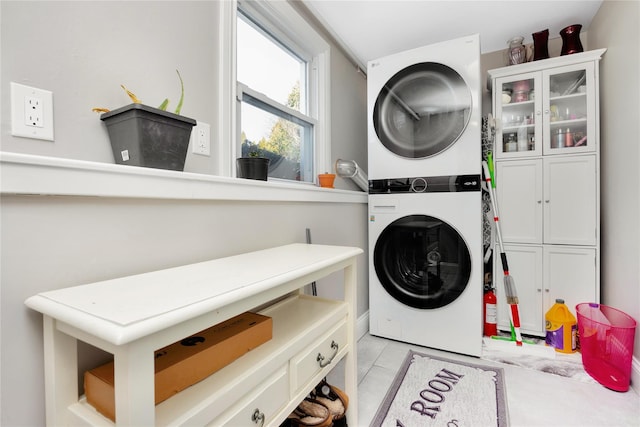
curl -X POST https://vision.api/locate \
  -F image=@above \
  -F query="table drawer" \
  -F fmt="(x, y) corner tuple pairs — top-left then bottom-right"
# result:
(208, 365), (288, 427)
(291, 319), (347, 393)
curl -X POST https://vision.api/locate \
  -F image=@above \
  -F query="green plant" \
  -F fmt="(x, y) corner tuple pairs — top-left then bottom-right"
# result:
(93, 70), (185, 114)
(242, 141), (263, 158)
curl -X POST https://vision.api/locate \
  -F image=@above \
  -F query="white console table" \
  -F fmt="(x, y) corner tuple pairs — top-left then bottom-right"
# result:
(25, 243), (362, 426)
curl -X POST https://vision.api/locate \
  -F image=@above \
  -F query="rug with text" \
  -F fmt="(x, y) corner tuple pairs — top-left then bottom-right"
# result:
(371, 350), (509, 427)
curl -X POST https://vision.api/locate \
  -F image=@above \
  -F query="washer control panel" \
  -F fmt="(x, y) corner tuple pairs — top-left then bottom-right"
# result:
(369, 174), (480, 194)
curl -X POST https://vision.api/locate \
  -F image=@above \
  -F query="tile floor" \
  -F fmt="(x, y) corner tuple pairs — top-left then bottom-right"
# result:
(356, 333), (640, 426)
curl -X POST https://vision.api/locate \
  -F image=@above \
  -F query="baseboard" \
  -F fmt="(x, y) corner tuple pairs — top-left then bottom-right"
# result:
(356, 310), (370, 341)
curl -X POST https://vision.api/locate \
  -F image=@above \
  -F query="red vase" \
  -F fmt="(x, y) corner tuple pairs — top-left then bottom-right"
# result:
(560, 24), (584, 56)
(532, 29), (550, 60)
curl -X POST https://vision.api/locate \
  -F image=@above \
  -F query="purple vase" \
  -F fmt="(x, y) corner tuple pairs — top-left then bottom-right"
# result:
(560, 24), (584, 55)
(532, 29), (550, 60)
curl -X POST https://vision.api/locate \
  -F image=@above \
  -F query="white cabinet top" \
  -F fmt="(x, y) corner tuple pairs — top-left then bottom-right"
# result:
(487, 48), (606, 89)
(25, 244), (363, 346)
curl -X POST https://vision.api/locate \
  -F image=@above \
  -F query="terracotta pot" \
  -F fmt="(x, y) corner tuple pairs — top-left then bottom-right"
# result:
(318, 173), (336, 188)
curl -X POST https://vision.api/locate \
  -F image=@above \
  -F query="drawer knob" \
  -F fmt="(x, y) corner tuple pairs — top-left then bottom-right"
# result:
(317, 340), (339, 368)
(252, 408), (265, 427)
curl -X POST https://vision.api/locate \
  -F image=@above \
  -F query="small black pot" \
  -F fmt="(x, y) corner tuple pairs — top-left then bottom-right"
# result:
(236, 157), (270, 181)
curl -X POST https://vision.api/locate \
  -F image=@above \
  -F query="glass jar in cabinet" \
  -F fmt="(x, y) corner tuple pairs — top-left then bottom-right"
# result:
(543, 62), (596, 155)
(493, 72), (542, 158)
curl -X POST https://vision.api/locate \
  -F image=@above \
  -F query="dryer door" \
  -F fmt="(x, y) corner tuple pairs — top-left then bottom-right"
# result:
(373, 214), (472, 309)
(373, 62), (472, 159)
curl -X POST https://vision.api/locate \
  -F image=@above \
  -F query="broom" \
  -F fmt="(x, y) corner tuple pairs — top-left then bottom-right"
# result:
(482, 157), (524, 346)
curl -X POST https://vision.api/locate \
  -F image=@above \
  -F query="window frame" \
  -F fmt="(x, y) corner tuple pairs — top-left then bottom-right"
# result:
(237, 83), (317, 182)
(217, 0), (330, 184)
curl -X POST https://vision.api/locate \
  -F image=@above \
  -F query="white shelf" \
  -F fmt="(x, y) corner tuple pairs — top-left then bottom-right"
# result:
(70, 295), (347, 426)
(486, 49), (607, 90)
(25, 244), (359, 346)
(1, 151), (367, 203)
(503, 99), (534, 108)
(550, 92), (587, 102)
(25, 243), (363, 426)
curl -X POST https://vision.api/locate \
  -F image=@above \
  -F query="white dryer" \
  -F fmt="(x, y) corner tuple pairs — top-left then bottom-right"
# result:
(368, 175), (483, 356)
(367, 34), (481, 180)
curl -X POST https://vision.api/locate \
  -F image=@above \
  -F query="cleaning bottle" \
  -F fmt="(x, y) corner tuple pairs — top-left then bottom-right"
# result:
(545, 299), (577, 353)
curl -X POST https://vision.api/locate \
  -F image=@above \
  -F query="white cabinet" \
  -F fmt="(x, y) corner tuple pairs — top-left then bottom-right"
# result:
(495, 159), (543, 243)
(496, 155), (597, 246)
(25, 244), (362, 426)
(489, 50), (604, 337)
(490, 50), (605, 159)
(544, 246), (597, 309)
(493, 71), (542, 157)
(494, 245), (544, 334)
(495, 245), (597, 335)
(543, 155), (597, 245)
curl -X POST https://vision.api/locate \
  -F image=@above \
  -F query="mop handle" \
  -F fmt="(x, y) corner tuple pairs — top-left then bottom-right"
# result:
(483, 160), (523, 345)
(482, 161), (507, 256)
(487, 151), (496, 188)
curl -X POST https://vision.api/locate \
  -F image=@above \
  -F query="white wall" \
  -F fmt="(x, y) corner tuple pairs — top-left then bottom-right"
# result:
(587, 0), (640, 369)
(0, 1), (368, 425)
(1, 196), (367, 425)
(1, 1), (218, 174)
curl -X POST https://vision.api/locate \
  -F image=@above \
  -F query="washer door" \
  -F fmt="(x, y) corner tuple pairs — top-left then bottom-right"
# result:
(374, 214), (472, 309)
(373, 62), (472, 159)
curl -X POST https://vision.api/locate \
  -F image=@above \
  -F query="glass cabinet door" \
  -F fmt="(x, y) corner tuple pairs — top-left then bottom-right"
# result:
(543, 62), (595, 154)
(494, 72), (542, 158)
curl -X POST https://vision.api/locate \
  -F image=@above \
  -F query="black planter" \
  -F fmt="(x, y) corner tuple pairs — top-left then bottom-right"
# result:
(101, 103), (196, 171)
(236, 157), (270, 181)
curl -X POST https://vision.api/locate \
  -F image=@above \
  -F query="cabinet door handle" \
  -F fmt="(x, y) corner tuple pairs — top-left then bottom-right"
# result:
(545, 200), (550, 203)
(252, 409), (265, 427)
(317, 340), (339, 367)
(537, 200), (542, 204)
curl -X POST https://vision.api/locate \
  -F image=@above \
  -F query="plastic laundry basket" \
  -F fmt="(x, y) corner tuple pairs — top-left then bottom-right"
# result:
(576, 303), (637, 392)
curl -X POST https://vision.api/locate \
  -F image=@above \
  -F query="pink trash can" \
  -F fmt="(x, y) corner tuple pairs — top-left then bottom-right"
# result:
(576, 303), (637, 392)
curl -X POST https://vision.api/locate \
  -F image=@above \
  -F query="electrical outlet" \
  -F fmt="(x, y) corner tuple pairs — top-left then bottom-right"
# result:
(25, 96), (44, 127)
(11, 82), (54, 141)
(191, 122), (211, 156)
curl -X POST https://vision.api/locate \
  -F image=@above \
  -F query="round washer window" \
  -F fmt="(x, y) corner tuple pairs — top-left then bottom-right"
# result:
(374, 214), (472, 309)
(373, 62), (472, 159)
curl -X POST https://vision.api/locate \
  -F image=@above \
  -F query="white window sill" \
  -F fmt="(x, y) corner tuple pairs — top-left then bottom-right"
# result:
(0, 152), (367, 203)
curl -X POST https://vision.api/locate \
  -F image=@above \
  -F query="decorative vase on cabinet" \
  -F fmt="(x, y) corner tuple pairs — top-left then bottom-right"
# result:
(487, 49), (606, 337)
(506, 36), (527, 65)
(560, 24), (584, 56)
(532, 29), (550, 61)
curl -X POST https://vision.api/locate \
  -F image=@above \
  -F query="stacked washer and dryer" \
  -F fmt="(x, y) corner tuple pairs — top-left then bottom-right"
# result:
(367, 34), (483, 357)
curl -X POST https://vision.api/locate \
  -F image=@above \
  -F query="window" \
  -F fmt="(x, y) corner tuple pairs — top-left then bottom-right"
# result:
(221, 0), (329, 183)
(238, 86), (315, 181)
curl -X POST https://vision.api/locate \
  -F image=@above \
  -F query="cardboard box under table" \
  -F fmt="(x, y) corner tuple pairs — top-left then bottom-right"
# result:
(84, 312), (272, 421)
